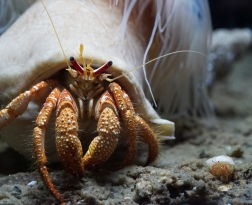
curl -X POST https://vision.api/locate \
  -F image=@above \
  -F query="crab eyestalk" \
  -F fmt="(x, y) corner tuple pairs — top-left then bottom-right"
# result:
(93, 61), (113, 76)
(69, 56), (84, 74)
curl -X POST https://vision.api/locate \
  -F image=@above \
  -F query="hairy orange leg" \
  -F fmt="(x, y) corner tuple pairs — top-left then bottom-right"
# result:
(135, 115), (159, 165)
(108, 82), (137, 168)
(0, 80), (57, 130)
(33, 87), (63, 202)
(109, 82), (159, 167)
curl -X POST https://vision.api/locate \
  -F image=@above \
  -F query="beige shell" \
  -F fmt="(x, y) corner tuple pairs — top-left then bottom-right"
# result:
(0, 0), (211, 162)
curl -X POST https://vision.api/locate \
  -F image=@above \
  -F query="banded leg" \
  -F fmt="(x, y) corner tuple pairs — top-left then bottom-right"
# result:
(0, 80), (56, 130)
(108, 82), (137, 168)
(33, 87), (63, 202)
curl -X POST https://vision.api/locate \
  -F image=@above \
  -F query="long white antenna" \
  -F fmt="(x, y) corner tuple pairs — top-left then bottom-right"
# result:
(40, 0), (71, 70)
(111, 50), (208, 81)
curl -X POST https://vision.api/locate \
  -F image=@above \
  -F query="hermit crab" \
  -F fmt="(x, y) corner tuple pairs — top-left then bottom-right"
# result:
(0, 0), (212, 203)
(206, 155), (235, 183)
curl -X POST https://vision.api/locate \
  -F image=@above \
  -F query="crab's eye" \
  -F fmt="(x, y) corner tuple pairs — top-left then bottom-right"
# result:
(93, 61), (113, 76)
(69, 56), (84, 74)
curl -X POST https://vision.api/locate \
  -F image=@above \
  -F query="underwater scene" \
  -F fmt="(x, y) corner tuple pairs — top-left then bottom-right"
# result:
(0, 0), (252, 204)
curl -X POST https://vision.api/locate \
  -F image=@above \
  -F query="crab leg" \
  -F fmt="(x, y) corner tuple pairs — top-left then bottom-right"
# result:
(55, 89), (84, 176)
(135, 115), (159, 165)
(109, 82), (159, 167)
(33, 87), (63, 202)
(84, 91), (120, 168)
(108, 82), (137, 168)
(0, 80), (56, 130)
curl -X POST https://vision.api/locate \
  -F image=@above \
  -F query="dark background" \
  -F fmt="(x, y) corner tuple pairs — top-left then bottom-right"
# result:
(208, 0), (252, 29)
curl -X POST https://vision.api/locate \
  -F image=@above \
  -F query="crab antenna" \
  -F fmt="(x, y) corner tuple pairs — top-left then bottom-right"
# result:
(40, 0), (71, 70)
(93, 61), (113, 76)
(69, 57), (84, 74)
(110, 50), (208, 81)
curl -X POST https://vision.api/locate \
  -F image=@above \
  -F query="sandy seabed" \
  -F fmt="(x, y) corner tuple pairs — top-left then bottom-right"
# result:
(0, 52), (252, 205)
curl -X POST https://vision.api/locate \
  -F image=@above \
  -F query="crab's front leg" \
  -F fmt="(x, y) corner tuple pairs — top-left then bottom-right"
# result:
(55, 89), (120, 170)
(55, 89), (84, 177)
(83, 91), (120, 169)
(34, 86), (121, 203)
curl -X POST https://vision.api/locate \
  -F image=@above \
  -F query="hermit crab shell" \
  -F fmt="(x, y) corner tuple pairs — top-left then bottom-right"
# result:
(0, 0), (173, 161)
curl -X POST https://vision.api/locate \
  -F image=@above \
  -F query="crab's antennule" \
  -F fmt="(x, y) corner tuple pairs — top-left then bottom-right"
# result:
(69, 56), (84, 74)
(110, 50), (208, 82)
(40, 0), (71, 70)
(93, 61), (113, 76)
